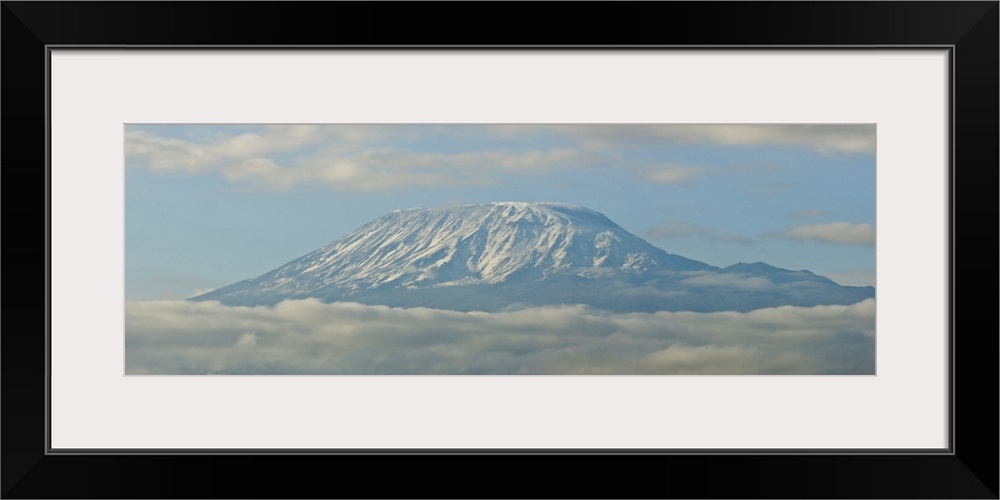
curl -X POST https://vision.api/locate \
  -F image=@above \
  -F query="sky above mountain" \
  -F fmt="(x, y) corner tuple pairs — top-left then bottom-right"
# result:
(125, 124), (876, 300)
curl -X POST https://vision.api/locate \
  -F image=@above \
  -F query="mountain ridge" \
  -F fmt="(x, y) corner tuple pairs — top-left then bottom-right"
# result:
(191, 202), (874, 313)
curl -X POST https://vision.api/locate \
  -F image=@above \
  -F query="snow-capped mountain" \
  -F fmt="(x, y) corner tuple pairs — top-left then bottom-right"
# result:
(192, 202), (874, 312)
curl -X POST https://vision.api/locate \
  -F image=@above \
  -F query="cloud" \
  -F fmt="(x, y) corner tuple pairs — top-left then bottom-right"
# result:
(125, 125), (585, 192)
(236, 332), (257, 348)
(125, 125), (327, 175)
(125, 298), (875, 375)
(555, 124), (876, 155)
(364, 148), (581, 173)
(125, 124), (873, 193)
(659, 124), (875, 155)
(640, 163), (787, 188)
(777, 222), (876, 246)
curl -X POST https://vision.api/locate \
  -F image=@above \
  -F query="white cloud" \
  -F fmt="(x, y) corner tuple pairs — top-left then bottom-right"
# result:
(555, 124), (876, 155)
(658, 124), (875, 154)
(124, 125), (327, 175)
(125, 124), (873, 192)
(236, 332), (257, 348)
(125, 125), (585, 192)
(125, 298), (875, 375)
(365, 148), (581, 173)
(778, 222), (876, 246)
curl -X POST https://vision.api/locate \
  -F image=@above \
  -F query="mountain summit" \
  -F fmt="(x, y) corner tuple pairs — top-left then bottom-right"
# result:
(192, 202), (874, 312)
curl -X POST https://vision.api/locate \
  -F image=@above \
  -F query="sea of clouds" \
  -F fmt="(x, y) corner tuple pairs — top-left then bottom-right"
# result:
(125, 298), (875, 375)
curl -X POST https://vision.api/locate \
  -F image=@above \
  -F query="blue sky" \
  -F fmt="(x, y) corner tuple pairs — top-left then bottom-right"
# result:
(124, 124), (876, 300)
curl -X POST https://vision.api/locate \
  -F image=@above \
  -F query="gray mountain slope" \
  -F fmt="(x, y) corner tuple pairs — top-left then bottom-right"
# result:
(191, 202), (874, 312)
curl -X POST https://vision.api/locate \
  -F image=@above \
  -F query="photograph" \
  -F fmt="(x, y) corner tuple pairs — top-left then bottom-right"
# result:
(124, 124), (876, 375)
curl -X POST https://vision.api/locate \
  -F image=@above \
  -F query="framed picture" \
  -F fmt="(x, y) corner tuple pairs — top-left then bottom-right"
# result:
(4, 2), (996, 498)
(122, 121), (880, 375)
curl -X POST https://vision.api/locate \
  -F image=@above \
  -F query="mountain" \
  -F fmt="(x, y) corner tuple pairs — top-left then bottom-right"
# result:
(191, 202), (874, 313)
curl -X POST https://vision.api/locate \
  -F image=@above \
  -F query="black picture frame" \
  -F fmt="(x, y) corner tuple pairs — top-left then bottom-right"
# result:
(3, 2), (996, 498)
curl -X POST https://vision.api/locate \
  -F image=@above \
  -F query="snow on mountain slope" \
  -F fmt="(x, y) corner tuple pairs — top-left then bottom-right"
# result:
(202, 202), (711, 293)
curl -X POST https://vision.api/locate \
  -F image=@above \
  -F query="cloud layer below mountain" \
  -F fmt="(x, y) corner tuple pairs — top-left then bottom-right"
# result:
(125, 298), (875, 375)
